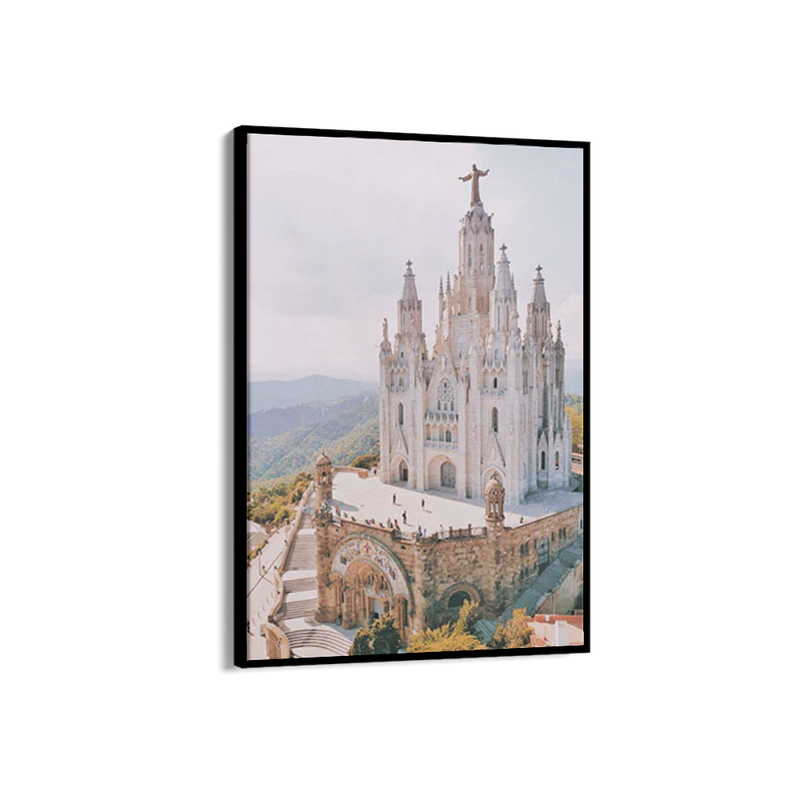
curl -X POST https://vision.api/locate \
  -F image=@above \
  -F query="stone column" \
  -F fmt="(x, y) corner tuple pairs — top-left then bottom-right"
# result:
(412, 537), (437, 631)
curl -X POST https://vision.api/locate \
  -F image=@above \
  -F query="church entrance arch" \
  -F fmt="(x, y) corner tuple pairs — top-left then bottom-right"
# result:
(427, 454), (456, 491)
(392, 456), (409, 483)
(441, 461), (456, 488)
(331, 536), (412, 637)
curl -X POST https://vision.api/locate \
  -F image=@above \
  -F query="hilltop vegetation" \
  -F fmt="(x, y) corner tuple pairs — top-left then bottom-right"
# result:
(247, 471), (313, 528)
(565, 393), (584, 449)
(247, 393), (379, 484)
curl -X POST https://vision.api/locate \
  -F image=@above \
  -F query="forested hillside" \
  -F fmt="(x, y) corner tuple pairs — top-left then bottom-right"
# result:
(248, 394), (379, 483)
(247, 393), (373, 439)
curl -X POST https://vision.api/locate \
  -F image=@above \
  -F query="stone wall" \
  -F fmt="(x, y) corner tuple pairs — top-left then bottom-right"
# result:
(315, 501), (584, 635)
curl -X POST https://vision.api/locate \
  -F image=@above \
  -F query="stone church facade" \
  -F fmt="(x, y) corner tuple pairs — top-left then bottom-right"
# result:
(378, 166), (571, 505)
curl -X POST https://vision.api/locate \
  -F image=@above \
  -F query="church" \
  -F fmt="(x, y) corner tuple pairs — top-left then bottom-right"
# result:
(378, 165), (572, 505)
(261, 162), (585, 658)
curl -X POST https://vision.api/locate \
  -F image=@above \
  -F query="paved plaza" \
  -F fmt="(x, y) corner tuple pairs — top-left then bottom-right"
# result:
(330, 471), (583, 535)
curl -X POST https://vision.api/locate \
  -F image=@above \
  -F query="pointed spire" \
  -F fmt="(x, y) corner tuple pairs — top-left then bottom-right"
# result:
(528, 265), (551, 342)
(557, 320), (562, 341)
(532, 264), (548, 306)
(446, 271), (451, 294)
(493, 244), (513, 296)
(401, 260), (419, 305)
(439, 276), (444, 296)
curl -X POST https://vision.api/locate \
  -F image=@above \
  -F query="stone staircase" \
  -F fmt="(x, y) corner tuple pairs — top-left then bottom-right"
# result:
(279, 592), (318, 620)
(284, 528), (316, 571)
(282, 575), (317, 593)
(274, 519), (356, 658)
(286, 626), (353, 657)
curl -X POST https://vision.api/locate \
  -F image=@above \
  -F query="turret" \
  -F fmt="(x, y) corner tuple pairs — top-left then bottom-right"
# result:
(527, 265), (551, 342)
(490, 243), (518, 333)
(484, 472), (505, 533)
(315, 452), (333, 504)
(398, 260), (422, 340)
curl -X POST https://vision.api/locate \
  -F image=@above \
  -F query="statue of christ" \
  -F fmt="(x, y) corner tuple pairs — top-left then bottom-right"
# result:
(459, 164), (489, 205)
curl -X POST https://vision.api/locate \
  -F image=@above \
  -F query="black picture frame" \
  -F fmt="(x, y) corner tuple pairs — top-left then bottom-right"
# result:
(231, 130), (593, 669)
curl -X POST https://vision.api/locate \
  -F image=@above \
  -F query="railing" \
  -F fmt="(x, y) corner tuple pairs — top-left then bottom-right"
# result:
(424, 440), (459, 450)
(267, 480), (316, 625)
(422, 525), (489, 541)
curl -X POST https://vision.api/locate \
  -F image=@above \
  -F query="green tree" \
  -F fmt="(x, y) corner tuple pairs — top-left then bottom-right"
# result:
(371, 613), (401, 654)
(407, 600), (485, 653)
(454, 599), (479, 636)
(566, 406), (584, 449)
(407, 625), (485, 653)
(488, 609), (532, 650)
(351, 453), (380, 471)
(351, 626), (374, 656)
(349, 613), (401, 656)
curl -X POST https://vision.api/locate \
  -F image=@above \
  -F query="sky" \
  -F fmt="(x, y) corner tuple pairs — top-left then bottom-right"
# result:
(247, 132), (584, 383)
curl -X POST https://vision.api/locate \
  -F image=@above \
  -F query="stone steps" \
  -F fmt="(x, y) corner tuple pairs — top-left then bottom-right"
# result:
(285, 532), (317, 572)
(285, 627), (352, 657)
(278, 597), (318, 619)
(283, 576), (317, 593)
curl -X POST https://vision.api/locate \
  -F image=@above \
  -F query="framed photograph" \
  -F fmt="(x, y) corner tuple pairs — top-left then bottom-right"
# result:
(234, 126), (589, 667)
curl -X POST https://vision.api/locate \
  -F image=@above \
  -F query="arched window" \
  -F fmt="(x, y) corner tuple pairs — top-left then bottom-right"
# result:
(491, 407), (498, 433)
(540, 451), (546, 471)
(555, 451), (560, 470)
(447, 590), (471, 609)
(445, 430), (452, 443)
(398, 403), (404, 427)
(493, 377), (498, 389)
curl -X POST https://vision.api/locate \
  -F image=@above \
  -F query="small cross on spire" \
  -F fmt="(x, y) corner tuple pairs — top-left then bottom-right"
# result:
(406, 259), (413, 269)
(500, 243), (507, 254)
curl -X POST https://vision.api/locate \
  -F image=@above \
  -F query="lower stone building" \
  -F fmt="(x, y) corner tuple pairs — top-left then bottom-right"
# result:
(313, 457), (583, 641)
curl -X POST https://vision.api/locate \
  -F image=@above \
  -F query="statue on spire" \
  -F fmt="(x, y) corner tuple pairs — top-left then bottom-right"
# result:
(459, 164), (490, 206)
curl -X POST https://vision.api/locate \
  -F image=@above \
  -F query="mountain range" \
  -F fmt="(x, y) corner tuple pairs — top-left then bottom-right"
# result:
(248, 375), (376, 414)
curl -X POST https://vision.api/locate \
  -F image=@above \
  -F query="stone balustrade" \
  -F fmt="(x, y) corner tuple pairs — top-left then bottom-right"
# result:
(424, 410), (459, 423)
(424, 439), (459, 450)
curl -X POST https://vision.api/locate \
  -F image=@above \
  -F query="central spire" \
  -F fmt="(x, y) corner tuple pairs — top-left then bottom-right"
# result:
(401, 260), (418, 305)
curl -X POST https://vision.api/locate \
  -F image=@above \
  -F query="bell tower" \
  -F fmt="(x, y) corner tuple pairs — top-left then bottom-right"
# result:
(484, 472), (506, 534)
(315, 452), (333, 504)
